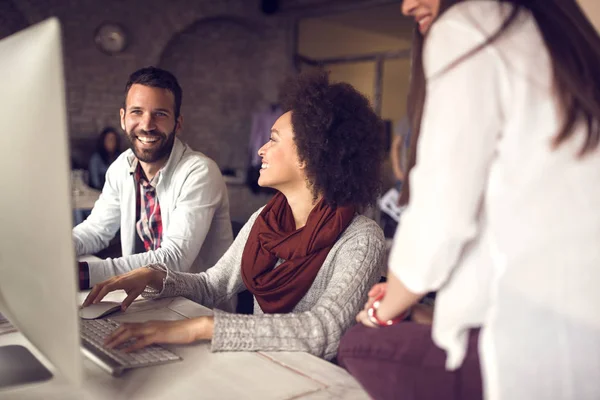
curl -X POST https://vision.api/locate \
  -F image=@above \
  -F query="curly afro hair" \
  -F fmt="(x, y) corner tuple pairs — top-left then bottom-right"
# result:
(280, 70), (385, 209)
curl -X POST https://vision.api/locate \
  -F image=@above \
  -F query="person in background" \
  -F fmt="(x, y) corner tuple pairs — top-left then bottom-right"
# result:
(390, 117), (410, 193)
(82, 70), (386, 361)
(339, 0), (600, 399)
(73, 67), (233, 307)
(88, 127), (121, 190)
(382, 116), (412, 237)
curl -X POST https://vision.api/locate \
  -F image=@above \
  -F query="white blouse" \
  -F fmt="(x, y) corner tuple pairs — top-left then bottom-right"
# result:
(389, 2), (600, 399)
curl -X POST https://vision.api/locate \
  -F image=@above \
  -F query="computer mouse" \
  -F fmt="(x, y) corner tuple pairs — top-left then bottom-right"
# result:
(79, 301), (122, 320)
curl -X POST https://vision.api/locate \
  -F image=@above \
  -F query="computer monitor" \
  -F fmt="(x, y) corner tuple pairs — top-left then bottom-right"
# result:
(0, 18), (82, 388)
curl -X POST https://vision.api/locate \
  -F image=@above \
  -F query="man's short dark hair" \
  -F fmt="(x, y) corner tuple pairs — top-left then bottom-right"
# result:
(124, 66), (182, 118)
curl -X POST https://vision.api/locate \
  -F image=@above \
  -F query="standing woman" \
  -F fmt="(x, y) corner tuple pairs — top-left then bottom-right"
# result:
(339, 0), (600, 399)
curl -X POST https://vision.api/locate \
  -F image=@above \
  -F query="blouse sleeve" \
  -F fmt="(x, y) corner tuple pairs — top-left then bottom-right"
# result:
(388, 14), (507, 293)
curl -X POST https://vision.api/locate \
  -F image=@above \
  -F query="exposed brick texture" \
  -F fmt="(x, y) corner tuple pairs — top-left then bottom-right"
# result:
(0, 0), (389, 221)
(0, 0), (26, 38)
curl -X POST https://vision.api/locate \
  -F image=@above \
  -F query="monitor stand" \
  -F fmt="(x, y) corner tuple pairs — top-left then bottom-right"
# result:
(0, 345), (53, 389)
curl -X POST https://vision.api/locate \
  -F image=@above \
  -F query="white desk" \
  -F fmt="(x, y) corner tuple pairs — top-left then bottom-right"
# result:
(0, 292), (369, 400)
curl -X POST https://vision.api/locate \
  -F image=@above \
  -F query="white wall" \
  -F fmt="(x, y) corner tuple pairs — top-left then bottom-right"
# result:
(298, 19), (411, 123)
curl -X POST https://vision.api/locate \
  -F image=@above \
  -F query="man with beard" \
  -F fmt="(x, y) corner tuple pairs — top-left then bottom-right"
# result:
(73, 67), (233, 301)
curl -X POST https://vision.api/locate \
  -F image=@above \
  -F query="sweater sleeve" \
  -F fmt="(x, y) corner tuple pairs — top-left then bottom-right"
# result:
(210, 222), (384, 360)
(141, 210), (261, 309)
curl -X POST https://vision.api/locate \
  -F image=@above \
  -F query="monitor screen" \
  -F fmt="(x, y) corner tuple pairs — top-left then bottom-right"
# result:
(0, 17), (82, 388)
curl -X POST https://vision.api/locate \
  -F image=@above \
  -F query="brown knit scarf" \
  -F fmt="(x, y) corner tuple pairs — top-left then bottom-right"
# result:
(240, 192), (355, 313)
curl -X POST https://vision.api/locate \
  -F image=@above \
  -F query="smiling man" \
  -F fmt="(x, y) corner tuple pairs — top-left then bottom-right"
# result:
(73, 67), (233, 297)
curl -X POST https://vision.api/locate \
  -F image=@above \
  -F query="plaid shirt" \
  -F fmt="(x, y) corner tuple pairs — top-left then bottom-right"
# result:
(79, 161), (164, 290)
(133, 162), (163, 252)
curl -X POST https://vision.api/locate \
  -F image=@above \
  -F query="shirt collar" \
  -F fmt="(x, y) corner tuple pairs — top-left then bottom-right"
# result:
(126, 138), (185, 187)
(129, 158), (159, 188)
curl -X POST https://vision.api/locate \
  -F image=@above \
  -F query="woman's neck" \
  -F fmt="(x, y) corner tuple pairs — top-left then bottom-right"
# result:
(282, 185), (321, 230)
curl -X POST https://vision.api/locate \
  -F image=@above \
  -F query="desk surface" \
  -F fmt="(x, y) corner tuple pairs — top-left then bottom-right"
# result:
(0, 292), (368, 400)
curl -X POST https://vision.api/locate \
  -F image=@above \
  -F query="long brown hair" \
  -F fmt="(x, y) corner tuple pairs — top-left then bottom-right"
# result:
(399, 0), (600, 205)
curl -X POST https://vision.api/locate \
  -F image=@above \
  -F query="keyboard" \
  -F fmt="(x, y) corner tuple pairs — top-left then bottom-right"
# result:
(0, 312), (17, 335)
(80, 318), (182, 376)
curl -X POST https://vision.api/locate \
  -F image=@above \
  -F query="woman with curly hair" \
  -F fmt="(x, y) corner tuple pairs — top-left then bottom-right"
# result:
(82, 70), (386, 360)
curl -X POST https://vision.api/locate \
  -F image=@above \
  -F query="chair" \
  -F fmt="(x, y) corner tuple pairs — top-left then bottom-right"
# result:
(232, 220), (254, 315)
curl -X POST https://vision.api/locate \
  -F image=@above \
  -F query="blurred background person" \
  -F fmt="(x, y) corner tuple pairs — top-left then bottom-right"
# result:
(88, 126), (121, 190)
(390, 116), (410, 193)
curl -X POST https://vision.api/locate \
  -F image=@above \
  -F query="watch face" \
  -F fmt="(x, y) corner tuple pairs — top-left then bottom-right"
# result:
(94, 23), (127, 54)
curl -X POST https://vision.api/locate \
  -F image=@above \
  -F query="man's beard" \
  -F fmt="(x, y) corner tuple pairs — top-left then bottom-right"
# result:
(125, 126), (177, 164)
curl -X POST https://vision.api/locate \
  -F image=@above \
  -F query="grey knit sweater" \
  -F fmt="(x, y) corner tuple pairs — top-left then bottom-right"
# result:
(143, 209), (384, 360)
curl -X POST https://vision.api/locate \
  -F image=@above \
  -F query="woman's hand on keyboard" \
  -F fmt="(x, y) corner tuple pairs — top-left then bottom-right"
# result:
(82, 267), (167, 311)
(104, 317), (214, 352)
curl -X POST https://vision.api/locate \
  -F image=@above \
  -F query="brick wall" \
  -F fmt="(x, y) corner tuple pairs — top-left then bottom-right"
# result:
(0, 0), (26, 38)
(0, 0), (291, 220)
(0, 0), (390, 221)
(159, 16), (288, 171)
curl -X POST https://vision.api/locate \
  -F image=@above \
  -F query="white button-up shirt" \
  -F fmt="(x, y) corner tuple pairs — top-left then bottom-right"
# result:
(389, 2), (600, 399)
